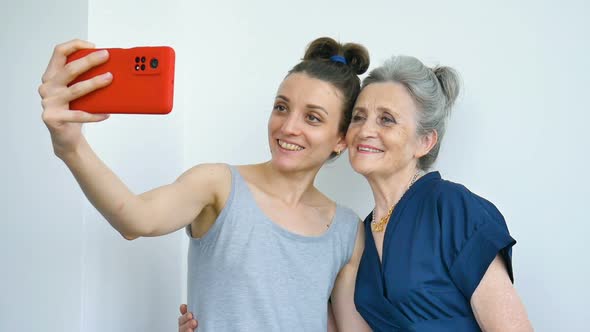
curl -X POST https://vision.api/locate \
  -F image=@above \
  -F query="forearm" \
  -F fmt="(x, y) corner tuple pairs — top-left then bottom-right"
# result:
(60, 138), (149, 237)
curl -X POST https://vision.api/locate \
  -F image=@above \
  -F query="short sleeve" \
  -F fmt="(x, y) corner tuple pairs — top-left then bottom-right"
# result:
(437, 183), (516, 300)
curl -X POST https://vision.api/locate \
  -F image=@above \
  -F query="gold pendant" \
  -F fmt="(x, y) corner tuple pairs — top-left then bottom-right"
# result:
(371, 219), (388, 232)
(372, 205), (394, 233)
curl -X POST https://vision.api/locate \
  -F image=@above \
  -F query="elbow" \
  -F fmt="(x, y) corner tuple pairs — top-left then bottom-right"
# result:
(114, 198), (154, 240)
(121, 232), (139, 241)
(118, 223), (153, 240)
(115, 215), (152, 241)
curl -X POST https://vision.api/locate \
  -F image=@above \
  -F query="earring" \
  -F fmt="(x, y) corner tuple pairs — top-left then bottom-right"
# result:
(335, 149), (341, 156)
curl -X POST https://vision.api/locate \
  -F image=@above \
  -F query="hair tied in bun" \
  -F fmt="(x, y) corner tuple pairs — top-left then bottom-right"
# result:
(329, 55), (347, 64)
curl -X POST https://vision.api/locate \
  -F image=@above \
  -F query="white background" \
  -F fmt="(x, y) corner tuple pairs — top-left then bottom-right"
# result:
(1, 0), (588, 331)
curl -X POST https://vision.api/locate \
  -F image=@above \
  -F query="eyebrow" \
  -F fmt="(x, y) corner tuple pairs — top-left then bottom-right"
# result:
(354, 106), (400, 117)
(307, 104), (328, 115)
(353, 106), (395, 112)
(276, 95), (290, 102)
(276, 95), (329, 115)
(377, 106), (395, 114)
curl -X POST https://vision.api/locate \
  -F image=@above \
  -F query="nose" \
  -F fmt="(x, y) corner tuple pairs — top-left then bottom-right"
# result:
(357, 116), (378, 139)
(281, 112), (302, 135)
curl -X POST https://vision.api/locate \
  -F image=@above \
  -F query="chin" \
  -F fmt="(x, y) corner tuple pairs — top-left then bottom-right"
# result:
(349, 161), (371, 176)
(349, 156), (378, 177)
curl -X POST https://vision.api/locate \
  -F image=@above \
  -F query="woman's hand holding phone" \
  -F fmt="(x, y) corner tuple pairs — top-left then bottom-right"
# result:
(37, 40), (186, 241)
(39, 39), (112, 159)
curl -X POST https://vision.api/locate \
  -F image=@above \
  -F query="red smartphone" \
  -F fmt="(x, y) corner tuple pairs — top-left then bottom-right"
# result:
(67, 46), (175, 114)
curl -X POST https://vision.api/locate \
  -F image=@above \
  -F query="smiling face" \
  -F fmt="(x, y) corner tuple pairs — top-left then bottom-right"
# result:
(346, 82), (435, 179)
(268, 72), (347, 173)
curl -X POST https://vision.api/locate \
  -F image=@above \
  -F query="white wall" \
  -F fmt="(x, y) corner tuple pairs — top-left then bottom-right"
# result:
(0, 0), (88, 331)
(1, 0), (187, 331)
(2, 0), (588, 331)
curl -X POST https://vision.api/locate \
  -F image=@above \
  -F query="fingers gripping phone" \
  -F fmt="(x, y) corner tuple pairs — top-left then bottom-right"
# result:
(67, 46), (175, 114)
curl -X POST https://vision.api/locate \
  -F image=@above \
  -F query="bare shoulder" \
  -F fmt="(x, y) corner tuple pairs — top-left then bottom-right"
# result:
(178, 163), (231, 184)
(176, 163), (232, 209)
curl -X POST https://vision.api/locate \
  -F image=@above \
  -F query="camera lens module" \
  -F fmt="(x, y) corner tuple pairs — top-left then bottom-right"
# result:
(150, 58), (159, 69)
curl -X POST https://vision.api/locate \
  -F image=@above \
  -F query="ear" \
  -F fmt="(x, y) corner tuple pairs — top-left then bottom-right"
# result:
(334, 135), (348, 155)
(415, 130), (438, 159)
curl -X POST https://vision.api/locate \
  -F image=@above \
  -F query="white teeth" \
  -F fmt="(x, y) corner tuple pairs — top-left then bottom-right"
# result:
(278, 140), (304, 151)
(358, 146), (383, 153)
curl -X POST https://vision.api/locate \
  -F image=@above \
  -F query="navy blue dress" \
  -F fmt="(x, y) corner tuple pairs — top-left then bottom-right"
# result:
(354, 172), (516, 332)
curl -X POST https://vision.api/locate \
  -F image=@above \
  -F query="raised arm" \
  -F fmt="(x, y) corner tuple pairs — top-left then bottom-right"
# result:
(39, 40), (228, 239)
(330, 222), (372, 332)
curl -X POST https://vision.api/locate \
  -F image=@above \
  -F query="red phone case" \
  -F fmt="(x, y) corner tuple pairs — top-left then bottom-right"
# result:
(67, 46), (175, 114)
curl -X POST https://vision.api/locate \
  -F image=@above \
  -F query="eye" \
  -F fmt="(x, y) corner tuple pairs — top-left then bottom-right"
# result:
(351, 113), (366, 123)
(273, 104), (287, 112)
(306, 113), (321, 123)
(380, 114), (396, 125)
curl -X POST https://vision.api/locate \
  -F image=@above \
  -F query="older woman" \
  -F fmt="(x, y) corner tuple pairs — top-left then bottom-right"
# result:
(349, 56), (532, 331)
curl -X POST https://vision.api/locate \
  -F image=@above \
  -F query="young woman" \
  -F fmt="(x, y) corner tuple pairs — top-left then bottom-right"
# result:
(39, 37), (371, 331)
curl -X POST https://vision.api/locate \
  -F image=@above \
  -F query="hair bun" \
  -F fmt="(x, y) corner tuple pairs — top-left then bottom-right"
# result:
(343, 43), (369, 75)
(303, 37), (370, 75)
(303, 37), (339, 61)
(433, 66), (461, 109)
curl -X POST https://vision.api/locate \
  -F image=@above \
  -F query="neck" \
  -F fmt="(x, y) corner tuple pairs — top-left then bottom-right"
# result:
(366, 164), (421, 218)
(257, 161), (321, 207)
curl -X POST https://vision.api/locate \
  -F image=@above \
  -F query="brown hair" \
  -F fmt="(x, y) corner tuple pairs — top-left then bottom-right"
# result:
(288, 37), (370, 158)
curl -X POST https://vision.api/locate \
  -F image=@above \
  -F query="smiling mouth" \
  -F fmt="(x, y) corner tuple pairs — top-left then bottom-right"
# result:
(357, 146), (384, 153)
(278, 139), (304, 151)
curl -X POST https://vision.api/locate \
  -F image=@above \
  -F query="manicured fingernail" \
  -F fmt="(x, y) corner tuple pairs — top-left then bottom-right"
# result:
(102, 72), (112, 80)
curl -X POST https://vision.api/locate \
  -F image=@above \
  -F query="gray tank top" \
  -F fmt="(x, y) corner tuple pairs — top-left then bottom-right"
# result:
(186, 165), (359, 331)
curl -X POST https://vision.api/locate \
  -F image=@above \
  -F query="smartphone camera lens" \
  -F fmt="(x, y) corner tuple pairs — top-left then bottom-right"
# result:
(135, 56), (140, 63)
(141, 64), (146, 71)
(141, 56), (146, 63)
(150, 58), (159, 69)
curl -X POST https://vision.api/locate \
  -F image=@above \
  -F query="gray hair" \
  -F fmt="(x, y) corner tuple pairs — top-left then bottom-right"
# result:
(362, 55), (461, 170)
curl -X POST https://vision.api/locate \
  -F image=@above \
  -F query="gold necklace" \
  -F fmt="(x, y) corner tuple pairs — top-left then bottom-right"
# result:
(371, 204), (395, 232)
(371, 170), (423, 233)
